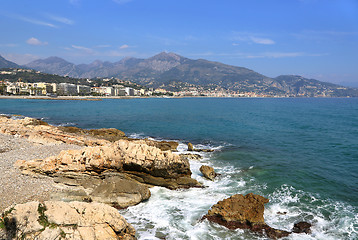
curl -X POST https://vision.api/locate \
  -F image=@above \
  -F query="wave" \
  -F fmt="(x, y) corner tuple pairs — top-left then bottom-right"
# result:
(119, 138), (358, 240)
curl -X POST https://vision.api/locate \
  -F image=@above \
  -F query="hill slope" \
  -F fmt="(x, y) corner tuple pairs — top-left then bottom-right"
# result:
(24, 52), (358, 97)
(0, 55), (19, 68)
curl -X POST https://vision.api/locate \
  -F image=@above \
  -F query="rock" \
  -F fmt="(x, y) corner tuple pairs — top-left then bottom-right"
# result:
(180, 153), (202, 160)
(187, 142), (194, 151)
(51, 172), (151, 208)
(195, 148), (214, 152)
(87, 128), (126, 142)
(90, 174), (151, 209)
(22, 117), (49, 126)
(186, 142), (214, 152)
(292, 221), (312, 234)
(0, 201), (136, 240)
(200, 165), (217, 181)
(142, 139), (179, 151)
(0, 116), (109, 146)
(16, 139), (201, 190)
(204, 193), (268, 224)
(125, 171), (202, 190)
(203, 193), (291, 239)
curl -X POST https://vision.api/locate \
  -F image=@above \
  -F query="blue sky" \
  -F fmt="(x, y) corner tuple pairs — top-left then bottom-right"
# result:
(1, 0), (357, 86)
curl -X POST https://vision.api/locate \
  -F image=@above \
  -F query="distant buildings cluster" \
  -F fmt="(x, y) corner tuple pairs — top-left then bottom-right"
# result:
(0, 80), (155, 97)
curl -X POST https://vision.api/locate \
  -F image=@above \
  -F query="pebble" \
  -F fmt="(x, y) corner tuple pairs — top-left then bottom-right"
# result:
(0, 133), (82, 212)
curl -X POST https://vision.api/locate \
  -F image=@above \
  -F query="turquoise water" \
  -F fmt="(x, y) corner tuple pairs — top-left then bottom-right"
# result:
(1, 98), (357, 239)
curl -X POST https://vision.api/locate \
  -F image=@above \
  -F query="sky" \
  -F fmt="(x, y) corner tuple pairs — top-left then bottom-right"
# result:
(1, 0), (358, 86)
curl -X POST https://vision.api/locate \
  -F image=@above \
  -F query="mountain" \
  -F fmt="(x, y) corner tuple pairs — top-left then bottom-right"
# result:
(25, 56), (78, 77)
(24, 52), (358, 97)
(0, 55), (19, 68)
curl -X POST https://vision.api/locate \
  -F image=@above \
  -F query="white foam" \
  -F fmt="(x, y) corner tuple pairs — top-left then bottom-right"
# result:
(119, 137), (357, 239)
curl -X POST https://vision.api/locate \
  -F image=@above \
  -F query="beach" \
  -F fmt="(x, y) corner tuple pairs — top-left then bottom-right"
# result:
(0, 133), (82, 212)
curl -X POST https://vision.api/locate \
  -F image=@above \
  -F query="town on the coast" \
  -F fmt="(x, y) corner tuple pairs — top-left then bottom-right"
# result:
(0, 68), (271, 97)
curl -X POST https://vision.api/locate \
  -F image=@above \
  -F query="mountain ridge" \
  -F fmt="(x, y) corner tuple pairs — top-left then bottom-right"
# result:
(0, 55), (19, 69)
(1, 52), (357, 97)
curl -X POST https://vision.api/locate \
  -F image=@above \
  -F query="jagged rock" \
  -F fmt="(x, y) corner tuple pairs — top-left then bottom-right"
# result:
(292, 221), (312, 234)
(15, 139), (201, 189)
(0, 116), (109, 146)
(142, 139), (179, 151)
(195, 148), (214, 152)
(22, 117), (49, 126)
(200, 165), (217, 181)
(203, 193), (291, 239)
(180, 153), (202, 160)
(186, 142), (214, 152)
(0, 201), (136, 240)
(187, 142), (194, 151)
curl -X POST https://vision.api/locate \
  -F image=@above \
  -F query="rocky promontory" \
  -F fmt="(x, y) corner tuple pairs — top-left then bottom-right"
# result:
(1, 115), (200, 210)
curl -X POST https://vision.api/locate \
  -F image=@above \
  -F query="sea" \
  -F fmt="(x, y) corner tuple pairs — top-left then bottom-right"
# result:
(0, 97), (357, 240)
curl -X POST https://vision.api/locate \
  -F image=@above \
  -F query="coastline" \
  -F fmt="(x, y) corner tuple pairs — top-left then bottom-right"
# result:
(0, 95), (355, 101)
(1, 102), (357, 239)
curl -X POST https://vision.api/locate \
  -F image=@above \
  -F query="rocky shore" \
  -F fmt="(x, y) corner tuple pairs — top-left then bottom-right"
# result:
(0, 115), (312, 239)
(0, 115), (201, 239)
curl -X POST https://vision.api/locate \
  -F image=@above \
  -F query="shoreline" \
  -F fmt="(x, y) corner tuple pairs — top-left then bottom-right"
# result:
(0, 95), (356, 101)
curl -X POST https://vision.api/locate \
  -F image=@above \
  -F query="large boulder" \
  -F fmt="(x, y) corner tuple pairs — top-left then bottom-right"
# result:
(203, 193), (291, 239)
(0, 201), (136, 240)
(16, 139), (201, 189)
(51, 172), (151, 209)
(292, 221), (312, 234)
(199, 165), (217, 181)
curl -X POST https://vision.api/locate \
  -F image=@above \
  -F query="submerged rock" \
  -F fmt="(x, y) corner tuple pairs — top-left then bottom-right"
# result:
(199, 165), (217, 181)
(203, 193), (291, 239)
(0, 201), (136, 240)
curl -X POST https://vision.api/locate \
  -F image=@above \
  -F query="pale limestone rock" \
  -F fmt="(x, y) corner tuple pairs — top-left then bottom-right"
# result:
(0, 201), (136, 240)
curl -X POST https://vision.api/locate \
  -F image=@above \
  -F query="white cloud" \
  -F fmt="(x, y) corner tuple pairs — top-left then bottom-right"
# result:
(26, 37), (48, 46)
(46, 14), (74, 25)
(119, 44), (129, 49)
(71, 45), (95, 54)
(3, 53), (40, 65)
(17, 15), (57, 28)
(231, 32), (275, 45)
(250, 37), (275, 45)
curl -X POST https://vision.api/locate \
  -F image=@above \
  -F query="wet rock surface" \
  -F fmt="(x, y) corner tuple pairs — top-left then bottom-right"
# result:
(199, 165), (217, 181)
(292, 221), (312, 234)
(202, 193), (313, 239)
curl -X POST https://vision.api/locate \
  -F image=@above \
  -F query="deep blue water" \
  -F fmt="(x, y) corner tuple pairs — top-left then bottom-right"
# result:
(1, 97), (357, 239)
